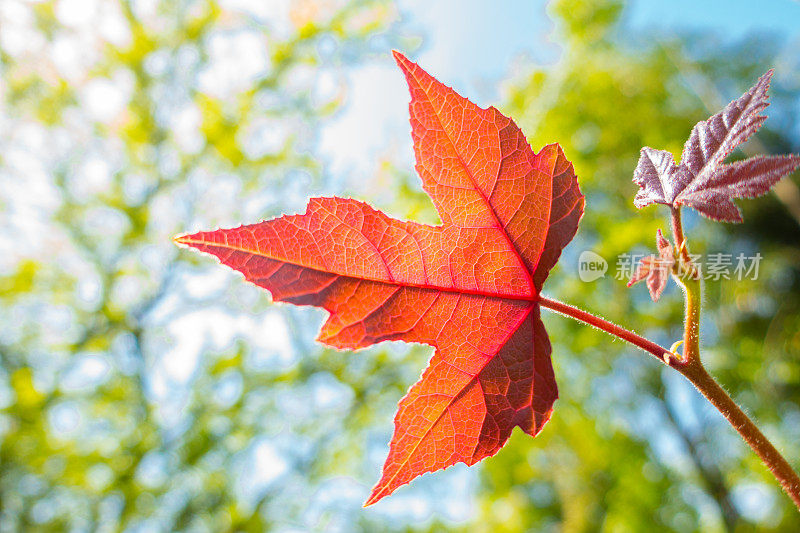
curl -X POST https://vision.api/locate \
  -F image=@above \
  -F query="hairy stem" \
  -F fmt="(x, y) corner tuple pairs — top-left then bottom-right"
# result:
(538, 296), (671, 363)
(540, 290), (800, 511)
(675, 274), (701, 365)
(670, 205), (800, 509)
(677, 359), (800, 510)
(671, 206), (689, 259)
(670, 207), (699, 278)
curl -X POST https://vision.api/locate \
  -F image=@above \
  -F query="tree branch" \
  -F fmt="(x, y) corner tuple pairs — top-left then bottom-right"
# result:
(661, 387), (740, 530)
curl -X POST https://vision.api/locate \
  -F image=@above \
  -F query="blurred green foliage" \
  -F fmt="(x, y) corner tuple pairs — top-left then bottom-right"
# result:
(0, 1), (425, 530)
(1, 0), (799, 531)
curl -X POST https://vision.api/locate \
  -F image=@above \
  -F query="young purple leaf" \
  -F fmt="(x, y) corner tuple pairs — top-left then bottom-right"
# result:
(677, 155), (800, 222)
(628, 229), (674, 302)
(679, 69), (773, 182)
(633, 147), (681, 208)
(633, 69), (800, 223)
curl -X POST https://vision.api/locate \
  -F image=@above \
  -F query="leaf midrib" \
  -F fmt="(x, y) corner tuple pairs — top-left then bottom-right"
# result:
(405, 65), (544, 295)
(175, 237), (538, 302)
(367, 303), (534, 504)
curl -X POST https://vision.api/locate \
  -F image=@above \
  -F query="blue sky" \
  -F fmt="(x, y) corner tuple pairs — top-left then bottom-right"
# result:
(628, 0), (800, 40)
(320, 0), (800, 190)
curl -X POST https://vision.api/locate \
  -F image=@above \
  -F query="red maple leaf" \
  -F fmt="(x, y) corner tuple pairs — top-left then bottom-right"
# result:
(175, 51), (583, 505)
